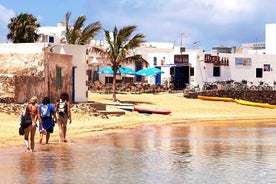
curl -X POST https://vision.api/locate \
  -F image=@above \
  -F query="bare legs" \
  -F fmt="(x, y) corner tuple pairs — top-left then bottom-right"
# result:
(58, 122), (67, 142)
(39, 133), (43, 144)
(24, 124), (36, 152)
(46, 132), (50, 144)
(30, 126), (36, 151)
(39, 133), (50, 144)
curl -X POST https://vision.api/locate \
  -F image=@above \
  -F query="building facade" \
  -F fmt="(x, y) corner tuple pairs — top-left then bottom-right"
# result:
(0, 43), (72, 103)
(36, 23), (276, 93)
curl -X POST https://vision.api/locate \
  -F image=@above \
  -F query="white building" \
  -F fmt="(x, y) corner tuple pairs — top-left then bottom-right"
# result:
(37, 24), (92, 102)
(38, 23), (276, 92)
(133, 23), (276, 90)
(265, 23), (276, 54)
(49, 44), (88, 102)
(37, 22), (66, 44)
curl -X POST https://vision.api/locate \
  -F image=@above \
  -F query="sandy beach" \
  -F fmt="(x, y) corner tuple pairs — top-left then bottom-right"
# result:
(1, 91), (276, 149)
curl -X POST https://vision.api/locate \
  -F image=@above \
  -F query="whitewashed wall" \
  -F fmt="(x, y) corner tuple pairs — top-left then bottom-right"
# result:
(54, 44), (88, 102)
(0, 43), (45, 53)
(194, 52), (276, 88)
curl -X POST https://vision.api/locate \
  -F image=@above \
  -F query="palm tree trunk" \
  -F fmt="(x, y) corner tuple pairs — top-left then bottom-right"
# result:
(112, 73), (117, 101)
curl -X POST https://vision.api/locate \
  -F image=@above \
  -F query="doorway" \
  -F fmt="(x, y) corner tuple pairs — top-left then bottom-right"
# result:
(173, 66), (189, 90)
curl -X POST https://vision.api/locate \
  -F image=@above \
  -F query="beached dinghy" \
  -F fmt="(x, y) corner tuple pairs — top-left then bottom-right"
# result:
(117, 106), (171, 115)
(133, 107), (171, 115)
(117, 106), (134, 112)
(198, 95), (234, 102)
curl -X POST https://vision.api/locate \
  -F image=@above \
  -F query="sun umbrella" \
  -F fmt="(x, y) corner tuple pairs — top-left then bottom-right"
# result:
(98, 67), (114, 74)
(98, 66), (136, 75)
(120, 66), (136, 75)
(136, 67), (164, 76)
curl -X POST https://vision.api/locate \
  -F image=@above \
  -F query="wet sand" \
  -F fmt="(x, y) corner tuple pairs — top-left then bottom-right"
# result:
(1, 92), (276, 150)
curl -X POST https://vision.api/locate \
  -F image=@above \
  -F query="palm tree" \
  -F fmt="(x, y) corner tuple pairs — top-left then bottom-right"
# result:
(62, 11), (102, 45)
(7, 13), (40, 43)
(93, 25), (146, 101)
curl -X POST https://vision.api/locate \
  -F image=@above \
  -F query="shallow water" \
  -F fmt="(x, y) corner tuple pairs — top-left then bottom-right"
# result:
(1, 121), (276, 184)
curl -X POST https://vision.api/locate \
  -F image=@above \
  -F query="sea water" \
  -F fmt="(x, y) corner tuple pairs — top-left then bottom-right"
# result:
(1, 121), (276, 184)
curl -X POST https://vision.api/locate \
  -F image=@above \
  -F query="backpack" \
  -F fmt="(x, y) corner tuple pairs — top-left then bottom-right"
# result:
(40, 104), (51, 118)
(58, 100), (68, 115)
(20, 105), (32, 129)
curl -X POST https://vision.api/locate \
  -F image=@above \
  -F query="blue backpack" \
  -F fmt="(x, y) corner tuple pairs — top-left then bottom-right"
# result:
(40, 104), (51, 118)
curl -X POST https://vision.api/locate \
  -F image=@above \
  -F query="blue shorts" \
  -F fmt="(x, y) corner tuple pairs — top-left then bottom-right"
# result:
(39, 118), (54, 133)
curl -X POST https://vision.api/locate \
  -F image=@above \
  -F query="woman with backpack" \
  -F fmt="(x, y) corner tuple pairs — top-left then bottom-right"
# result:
(21, 96), (39, 152)
(38, 97), (56, 144)
(55, 92), (71, 143)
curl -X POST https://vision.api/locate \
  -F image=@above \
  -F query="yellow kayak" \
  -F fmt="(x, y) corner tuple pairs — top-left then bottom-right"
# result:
(235, 99), (276, 109)
(198, 95), (234, 102)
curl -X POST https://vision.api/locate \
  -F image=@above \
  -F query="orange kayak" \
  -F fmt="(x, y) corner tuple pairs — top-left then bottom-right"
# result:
(198, 95), (234, 102)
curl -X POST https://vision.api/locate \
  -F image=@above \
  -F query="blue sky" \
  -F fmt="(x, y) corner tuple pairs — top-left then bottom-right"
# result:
(0, 0), (275, 51)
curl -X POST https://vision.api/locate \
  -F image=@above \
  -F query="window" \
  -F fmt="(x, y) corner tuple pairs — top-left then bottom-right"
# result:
(56, 67), (62, 88)
(153, 57), (157, 66)
(105, 77), (113, 84)
(256, 68), (263, 78)
(213, 66), (220, 77)
(49, 36), (54, 43)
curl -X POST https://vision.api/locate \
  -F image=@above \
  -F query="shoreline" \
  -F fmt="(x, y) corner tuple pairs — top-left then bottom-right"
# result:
(1, 92), (276, 150)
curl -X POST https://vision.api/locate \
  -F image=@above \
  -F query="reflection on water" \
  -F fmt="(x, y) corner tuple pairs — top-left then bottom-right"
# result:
(1, 121), (276, 183)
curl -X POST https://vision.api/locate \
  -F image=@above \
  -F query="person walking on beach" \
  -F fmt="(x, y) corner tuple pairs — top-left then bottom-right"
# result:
(21, 96), (38, 152)
(55, 92), (71, 142)
(38, 97), (57, 144)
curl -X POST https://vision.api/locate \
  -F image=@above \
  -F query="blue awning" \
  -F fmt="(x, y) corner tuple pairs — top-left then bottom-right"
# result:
(164, 63), (188, 67)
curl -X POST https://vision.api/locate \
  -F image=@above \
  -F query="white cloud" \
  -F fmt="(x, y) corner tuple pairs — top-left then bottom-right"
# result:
(152, 0), (257, 25)
(196, 0), (255, 24)
(1, 0), (274, 49)
(0, 5), (15, 26)
(0, 5), (15, 42)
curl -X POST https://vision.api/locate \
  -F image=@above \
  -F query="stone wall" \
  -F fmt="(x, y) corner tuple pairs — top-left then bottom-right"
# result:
(0, 75), (15, 103)
(0, 74), (14, 96)
(0, 52), (46, 103)
(0, 51), (73, 103)
(0, 53), (44, 76)
(184, 89), (276, 105)
(15, 75), (46, 104)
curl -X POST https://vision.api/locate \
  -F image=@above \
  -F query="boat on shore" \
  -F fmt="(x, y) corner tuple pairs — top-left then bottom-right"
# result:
(134, 107), (171, 115)
(117, 106), (134, 111)
(106, 103), (134, 106)
(235, 99), (276, 109)
(117, 106), (171, 115)
(198, 95), (234, 102)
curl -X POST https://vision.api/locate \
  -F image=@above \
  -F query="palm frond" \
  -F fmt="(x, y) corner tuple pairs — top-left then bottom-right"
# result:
(65, 12), (71, 33)
(125, 33), (145, 50)
(118, 25), (137, 42)
(64, 12), (102, 45)
(73, 15), (86, 31)
(80, 21), (102, 44)
(91, 46), (111, 60)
